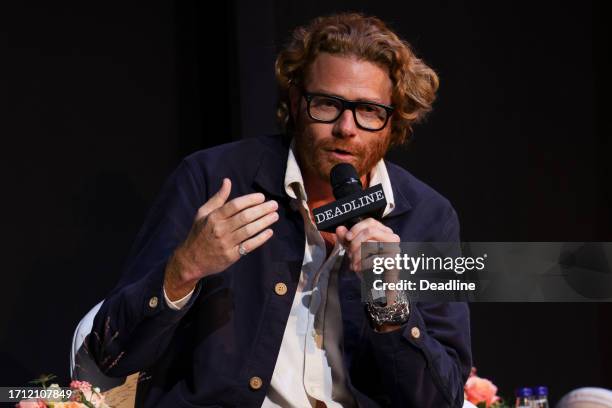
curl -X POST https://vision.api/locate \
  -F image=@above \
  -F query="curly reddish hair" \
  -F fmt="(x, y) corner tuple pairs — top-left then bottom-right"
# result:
(275, 12), (439, 146)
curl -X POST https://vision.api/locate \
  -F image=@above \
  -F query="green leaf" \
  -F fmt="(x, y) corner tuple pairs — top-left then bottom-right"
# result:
(29, 373), (58, 389)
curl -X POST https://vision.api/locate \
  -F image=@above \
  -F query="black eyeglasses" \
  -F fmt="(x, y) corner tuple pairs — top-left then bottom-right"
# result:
(302, 91), (394, 131)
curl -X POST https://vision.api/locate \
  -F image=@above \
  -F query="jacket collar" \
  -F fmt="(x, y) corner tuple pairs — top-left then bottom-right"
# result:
(252, 134), (291, 199)
(383, 159), (413, 219)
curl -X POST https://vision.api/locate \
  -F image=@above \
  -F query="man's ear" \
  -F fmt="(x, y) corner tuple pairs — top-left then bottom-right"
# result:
(288, 86), (300, 120)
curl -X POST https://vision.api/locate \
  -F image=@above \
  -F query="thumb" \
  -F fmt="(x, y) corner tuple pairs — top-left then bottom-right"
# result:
(336, 225), (350, 248)
(196, 178), (231, 220)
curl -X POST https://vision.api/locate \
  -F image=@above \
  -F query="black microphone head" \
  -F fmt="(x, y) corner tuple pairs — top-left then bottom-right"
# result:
(330, 163), (362, 199)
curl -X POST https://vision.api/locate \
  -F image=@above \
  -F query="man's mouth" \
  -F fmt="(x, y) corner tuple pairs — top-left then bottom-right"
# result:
(328, 148), (353, 157)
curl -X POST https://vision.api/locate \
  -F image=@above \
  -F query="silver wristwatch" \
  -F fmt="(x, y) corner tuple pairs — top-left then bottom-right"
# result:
(366, 292), (410, 326)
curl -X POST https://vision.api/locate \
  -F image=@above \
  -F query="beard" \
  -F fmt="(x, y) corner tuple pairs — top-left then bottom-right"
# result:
(292, 121), (391, 183)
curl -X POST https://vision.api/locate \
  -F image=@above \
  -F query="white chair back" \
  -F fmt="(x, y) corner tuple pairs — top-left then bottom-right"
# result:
(71, 301), (126, 389)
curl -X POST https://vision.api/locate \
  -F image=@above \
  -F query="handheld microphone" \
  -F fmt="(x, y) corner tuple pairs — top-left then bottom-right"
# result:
(313, 163), (387, 232)
(331, 163), (363, 199)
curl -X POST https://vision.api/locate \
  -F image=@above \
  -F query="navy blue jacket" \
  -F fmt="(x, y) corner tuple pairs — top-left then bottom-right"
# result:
(87, 134), (472, 407)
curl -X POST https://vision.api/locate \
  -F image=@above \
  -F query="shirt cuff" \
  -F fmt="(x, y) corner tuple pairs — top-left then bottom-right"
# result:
(163, 285), (195, 310)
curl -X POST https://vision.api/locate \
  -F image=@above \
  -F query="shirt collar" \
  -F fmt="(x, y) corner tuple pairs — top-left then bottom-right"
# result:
(284, 139), (396, 218)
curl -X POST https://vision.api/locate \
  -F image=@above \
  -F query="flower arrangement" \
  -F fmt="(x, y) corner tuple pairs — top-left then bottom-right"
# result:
(15, 374), (110, 408)
(464, 367), (510, 408)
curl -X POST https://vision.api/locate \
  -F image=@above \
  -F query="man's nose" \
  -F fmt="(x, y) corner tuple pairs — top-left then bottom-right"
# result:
(332, 109), (358, 138)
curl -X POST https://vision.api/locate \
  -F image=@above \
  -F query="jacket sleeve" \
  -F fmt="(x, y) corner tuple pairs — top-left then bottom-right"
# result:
(85, 158), (207, 377)
(368, 207), (472, 407)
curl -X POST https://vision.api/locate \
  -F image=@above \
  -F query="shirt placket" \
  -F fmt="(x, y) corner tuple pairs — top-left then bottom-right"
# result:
(296, 198), (344, 407)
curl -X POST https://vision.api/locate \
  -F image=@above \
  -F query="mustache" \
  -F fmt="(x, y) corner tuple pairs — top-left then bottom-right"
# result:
(319, 142), (362, 155)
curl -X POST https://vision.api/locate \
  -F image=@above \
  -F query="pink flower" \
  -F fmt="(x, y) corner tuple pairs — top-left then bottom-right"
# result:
(69, 380), (92, 392)
(69, 380), (108, 408)
(464, 369), (501, 407)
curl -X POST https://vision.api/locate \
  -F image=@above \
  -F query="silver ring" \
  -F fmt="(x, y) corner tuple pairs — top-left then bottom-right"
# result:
(238, 243), (248, 256)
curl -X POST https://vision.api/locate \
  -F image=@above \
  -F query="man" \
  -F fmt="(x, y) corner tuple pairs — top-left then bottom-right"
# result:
(87, 13), (471, 407)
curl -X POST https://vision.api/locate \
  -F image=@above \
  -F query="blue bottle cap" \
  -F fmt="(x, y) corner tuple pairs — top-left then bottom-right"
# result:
(535, 386), (548, 396)
(516, 387), (533, 397)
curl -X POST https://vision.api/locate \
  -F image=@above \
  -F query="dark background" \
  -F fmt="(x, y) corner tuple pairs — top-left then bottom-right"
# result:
(2, 0), (611, 405)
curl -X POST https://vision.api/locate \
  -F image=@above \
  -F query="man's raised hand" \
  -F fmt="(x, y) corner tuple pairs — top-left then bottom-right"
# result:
(164, 178), (278, 301)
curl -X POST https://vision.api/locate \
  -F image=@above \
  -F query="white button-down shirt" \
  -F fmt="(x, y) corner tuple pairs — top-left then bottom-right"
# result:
(165, 142), (395, 408)
(263, 144), (395, 408)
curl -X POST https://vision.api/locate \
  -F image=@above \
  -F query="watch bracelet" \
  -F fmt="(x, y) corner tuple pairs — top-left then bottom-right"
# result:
(366, 298), (410, 326)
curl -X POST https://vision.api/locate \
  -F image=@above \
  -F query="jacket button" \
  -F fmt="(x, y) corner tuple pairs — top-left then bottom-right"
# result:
(411, 326), (421, 339)
(274, 282), (288, 296)
(148, 296), (159, 308)
(249, 376), (263, 390)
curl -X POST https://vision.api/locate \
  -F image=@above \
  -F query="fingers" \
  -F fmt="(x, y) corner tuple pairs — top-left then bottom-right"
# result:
(345, 218), (393, 241)
(340, 218), (400, 273)
(216, 192), (267, 219)
(232, 210), (279, 244)
(225, 199), (278, 232)
(355, 239), (379, 276)
(196, 178), (232, 220)
(181, 183), (279, 279)
(349, 230), (399, 272)
(237, 228), (275, 255)
(349, 228), (400, 255)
